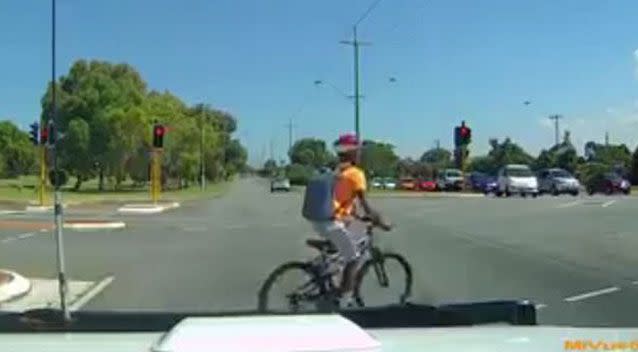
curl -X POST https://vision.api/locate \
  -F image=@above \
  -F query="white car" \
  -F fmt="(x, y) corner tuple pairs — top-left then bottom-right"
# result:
(436, 168), (464, 191)
(497, 164), (538, 198)
(270, 177), (291, 192)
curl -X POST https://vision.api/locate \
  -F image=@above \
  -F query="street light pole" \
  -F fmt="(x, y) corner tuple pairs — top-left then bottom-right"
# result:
(549, 114), (563, 145)
(353, 27), (360, 141)
(200, 112), (205, 190)
(51, 0), (70, 322)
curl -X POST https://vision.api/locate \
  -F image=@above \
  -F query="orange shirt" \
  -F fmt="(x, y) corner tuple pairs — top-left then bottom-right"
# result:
(333, 164), (367, 220)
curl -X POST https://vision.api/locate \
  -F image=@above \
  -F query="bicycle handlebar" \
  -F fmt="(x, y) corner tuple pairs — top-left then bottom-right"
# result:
(354, 214), (393, 232)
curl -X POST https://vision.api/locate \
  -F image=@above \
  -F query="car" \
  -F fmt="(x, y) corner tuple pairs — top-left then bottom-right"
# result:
(417, 179), (437, 192)
(399, 177), (417, 190)
(270, 177), (291, 192)
(496, 164), (538, 197)
(371, 177), (384, 189)
(436, 169), (464, 191)
(382, 177), (397, 190)
(537, 168), (580, 196)
(468, 172), (497, 193)
(586, 172), (631, 195)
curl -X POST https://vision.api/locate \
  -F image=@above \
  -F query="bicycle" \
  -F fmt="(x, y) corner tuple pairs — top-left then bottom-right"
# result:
(257, 216), (412, 313)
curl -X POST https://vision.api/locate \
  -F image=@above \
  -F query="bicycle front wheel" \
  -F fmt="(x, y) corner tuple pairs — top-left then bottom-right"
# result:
(257, 261), (320, 313)
(353, 252), (412, 308)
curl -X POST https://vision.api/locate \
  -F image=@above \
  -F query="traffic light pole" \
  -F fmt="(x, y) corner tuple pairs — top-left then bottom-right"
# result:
(38, 146), (47, 206)
(51, 0), (70, 322)
(150, 148), (161, 204)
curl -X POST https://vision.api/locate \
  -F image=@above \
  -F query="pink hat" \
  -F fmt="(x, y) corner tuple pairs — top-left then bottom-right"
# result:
(334, 133), (360, 153)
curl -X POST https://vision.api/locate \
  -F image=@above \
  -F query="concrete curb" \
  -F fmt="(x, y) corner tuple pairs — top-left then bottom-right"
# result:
(63, 221), (126, 230)
(117, 202), (181, 214)
(0, 270), (31, 304)
(370, 192), (484, 199)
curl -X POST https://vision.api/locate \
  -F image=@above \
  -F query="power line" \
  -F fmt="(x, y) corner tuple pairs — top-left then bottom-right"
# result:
(354, 0), (384, 26)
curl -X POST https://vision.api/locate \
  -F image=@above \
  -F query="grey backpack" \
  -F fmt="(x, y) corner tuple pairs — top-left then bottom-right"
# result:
(302, 170), (337, 221)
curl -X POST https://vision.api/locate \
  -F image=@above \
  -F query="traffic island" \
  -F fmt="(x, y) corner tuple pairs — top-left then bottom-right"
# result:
(117, 202), (180, 214)
(0, 270), (31, 304)
(63, 220), (126, 230)
(24, 205), (53, 212)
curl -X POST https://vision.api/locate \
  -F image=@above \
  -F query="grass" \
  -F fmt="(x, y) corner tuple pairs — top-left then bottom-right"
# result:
(0, 175), (229, 205)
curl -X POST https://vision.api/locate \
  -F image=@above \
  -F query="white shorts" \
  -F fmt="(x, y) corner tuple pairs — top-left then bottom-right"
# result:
(311, 220), (366, 262)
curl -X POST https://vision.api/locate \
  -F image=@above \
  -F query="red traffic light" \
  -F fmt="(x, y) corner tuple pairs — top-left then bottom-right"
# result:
(460, 127), (469, 137)
(154, 125), (165, 137)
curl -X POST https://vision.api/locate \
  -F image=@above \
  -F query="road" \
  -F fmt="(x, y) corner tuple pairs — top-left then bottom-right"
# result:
(0, 177), (637, 327)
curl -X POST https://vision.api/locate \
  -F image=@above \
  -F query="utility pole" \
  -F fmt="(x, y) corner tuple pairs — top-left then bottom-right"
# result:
(341, 27), (371, 158)
(285, 119), (296, 161)
(269, 138), (274, 161)
(435, 139), (440, 150)
(549, 115), (563, 145)
(200, 113), (205, 190)
(51, 0), (70, 322)
(605, 131), (609, 146)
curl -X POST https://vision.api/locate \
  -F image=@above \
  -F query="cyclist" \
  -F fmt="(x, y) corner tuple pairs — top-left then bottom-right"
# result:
(311, 133), (391, 304)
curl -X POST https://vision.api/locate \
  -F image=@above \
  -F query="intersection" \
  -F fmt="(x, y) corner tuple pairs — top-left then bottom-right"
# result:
(0, 177), (637, 327)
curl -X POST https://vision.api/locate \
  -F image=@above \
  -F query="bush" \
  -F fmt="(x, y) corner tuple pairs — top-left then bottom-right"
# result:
(577, 162), (609, 192)
(286, 163), (314, 185)
(48, 169), (69, 188)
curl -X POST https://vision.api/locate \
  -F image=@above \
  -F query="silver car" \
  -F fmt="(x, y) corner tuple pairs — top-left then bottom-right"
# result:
(270, 177), (291, 192)
(537, 168), (580, 196)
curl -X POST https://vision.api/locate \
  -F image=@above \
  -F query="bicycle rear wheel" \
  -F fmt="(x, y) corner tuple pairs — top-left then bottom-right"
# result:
(258, 261), (322, 313)
(353, 252), (412, 308)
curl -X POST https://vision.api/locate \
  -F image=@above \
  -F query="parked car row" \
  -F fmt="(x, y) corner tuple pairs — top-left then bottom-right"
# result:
(477, 165), (631, 197)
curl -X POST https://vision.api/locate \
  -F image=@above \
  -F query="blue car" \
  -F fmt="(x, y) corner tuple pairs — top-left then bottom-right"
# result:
(469, 172), (497, 194)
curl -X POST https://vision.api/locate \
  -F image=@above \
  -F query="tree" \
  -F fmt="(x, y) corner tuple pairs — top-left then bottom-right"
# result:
(60, 118), (92, 190)
(286, 163), (314, 185)
(487, 138), (534, 170)
(420, 148), (451, 169)
(360, 140), (399, 178)
(289, 138), (332, 168)
(0, 121), (37, 178)
(39, 59), (248, 190)
(467, 156), (494, 174)
(263, 159), (277, 176)
(582, 141), (632, 174)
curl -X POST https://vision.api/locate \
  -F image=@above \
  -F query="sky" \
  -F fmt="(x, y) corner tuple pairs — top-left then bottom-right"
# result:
(1, 0), (638, 166)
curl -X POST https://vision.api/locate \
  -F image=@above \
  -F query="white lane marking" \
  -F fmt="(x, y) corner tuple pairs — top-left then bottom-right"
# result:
(556, 200), (581, 208)
(17, 233), (35, 239)
(535, 303), (547, 310)
(39, 228), (48, 233)
(632, 281), (638, 285)
(224, 224), (248, 230)
(601, 200), (616, 208)
(564, 286), (620, 302)
(69, 275), (115, 311)
(1, 237), (16, 243)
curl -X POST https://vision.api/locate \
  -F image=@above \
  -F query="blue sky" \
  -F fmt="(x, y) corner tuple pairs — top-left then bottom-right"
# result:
(2, 0), (638, 166)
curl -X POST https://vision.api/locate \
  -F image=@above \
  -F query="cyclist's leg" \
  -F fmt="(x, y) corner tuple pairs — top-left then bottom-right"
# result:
(313, 221), (359, 295)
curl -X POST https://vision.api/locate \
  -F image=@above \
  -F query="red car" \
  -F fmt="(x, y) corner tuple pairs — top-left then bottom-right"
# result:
(417, 179), (437, 192)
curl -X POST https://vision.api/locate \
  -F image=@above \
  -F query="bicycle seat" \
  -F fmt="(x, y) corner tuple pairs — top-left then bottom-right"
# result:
(306, 239), (338, 254)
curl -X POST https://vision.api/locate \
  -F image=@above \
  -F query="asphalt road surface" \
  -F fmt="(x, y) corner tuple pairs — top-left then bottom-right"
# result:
(1, 177), (637, 327)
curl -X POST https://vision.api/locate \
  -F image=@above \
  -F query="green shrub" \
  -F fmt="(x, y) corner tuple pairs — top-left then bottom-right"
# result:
(286, 163), (314, 185)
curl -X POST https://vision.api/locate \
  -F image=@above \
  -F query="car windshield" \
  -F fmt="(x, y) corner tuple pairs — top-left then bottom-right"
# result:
(2, 0), (637, 332)
(551, 170), (572, 178)
(507, 168), (533, 177)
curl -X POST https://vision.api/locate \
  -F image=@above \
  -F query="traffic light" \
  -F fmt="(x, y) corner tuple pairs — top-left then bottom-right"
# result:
(454, 121), (472, 147)
(40, 125), (48, 145)
(153, 124), (166, 148)
(29, 122), (39, 145)
(460, 125), (472, 145)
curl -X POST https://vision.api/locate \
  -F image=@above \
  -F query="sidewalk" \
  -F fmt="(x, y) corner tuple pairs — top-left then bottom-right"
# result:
(0, 270), (31, 304)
